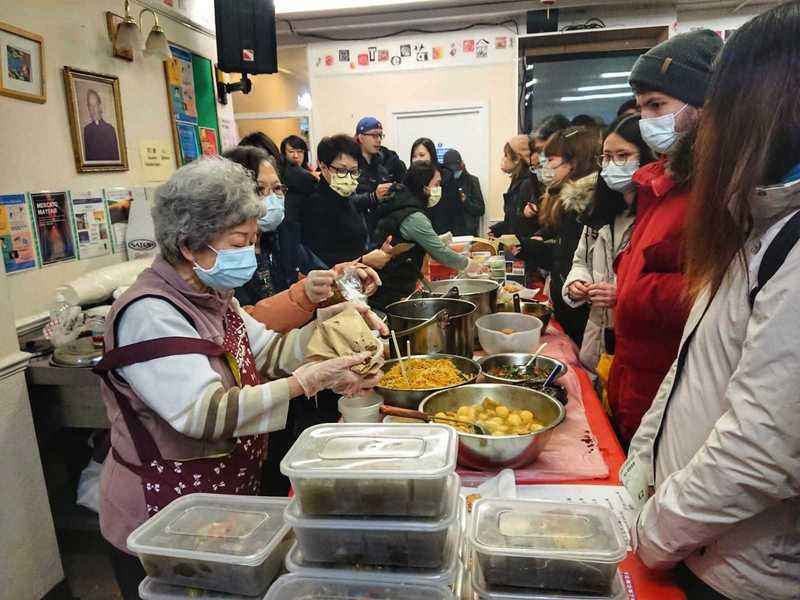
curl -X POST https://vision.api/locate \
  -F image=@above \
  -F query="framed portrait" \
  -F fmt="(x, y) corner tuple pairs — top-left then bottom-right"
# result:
(0, 21), (46, 103)
(63, 67), (129, 173)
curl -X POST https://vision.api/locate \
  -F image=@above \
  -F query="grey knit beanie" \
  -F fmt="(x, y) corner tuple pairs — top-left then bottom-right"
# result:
(629, 30), (723, 107)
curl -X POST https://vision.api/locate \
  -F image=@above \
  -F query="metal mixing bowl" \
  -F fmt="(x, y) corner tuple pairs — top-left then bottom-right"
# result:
(375, 354), (481, 409)
(419, 384), (565, 470)
(478, 353), (568, 385)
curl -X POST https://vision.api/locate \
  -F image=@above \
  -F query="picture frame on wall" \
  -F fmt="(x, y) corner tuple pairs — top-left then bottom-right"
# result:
(63, 66), (129, 173)
(0, 21), (46, 103)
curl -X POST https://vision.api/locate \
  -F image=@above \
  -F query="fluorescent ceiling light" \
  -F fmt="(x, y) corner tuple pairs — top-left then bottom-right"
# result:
(577, 83), (630, 92)
(275, 0), (431, 14)
(600, 71), (632, 79)
(525, 78), (539, 88)
(560, 91), (634, 102)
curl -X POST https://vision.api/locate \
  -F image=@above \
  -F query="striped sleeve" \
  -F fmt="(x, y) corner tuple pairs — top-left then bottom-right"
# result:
(116, 298), (293, 440)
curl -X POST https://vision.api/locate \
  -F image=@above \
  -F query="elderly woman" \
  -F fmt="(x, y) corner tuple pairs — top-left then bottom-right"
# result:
(94, 157), (386, 599)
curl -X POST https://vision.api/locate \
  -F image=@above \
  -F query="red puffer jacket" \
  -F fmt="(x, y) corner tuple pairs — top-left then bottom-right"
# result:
(608, 158), (692, 445)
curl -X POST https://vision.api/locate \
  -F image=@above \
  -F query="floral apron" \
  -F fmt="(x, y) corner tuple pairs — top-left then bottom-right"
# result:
(93, 308), (266, 516)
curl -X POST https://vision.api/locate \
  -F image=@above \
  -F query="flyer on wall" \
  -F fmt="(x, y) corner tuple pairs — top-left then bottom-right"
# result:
(104, 187), (147, 256)
(30, 191), (76, 266)
(0, 193), (38, 273)
(69, 190), (112, 259)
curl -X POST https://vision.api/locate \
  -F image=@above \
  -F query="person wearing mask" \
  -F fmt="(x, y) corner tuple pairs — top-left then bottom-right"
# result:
(626, 6), (800, 598)
(608, 29), (723, 447)
(299, 134), (392, 272)
(95, 157), (386, 598)
(489, 135), (534, 237)
(442, 149), (485, 236)
(352, 118), (401, 239)
(223, 146), (326, 309)
(518, 115), (572, 240)
(410, 137), (458, 235)
(368, 162), (481, 309)
(562, 115), (655, 378)
(512, 127), (600, 346)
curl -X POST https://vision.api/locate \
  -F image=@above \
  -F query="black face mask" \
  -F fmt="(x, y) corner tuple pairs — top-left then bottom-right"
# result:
(412, 159), (431, 166)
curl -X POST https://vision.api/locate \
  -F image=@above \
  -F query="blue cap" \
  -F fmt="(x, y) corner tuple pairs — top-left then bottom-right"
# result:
(356, 117), (383, 135)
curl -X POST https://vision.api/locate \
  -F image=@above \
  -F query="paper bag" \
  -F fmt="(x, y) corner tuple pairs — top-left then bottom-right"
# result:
(306, 306), (383, 376)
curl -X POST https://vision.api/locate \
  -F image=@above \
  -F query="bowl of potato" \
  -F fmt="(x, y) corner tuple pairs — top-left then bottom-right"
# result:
(419, 384), (565, 471)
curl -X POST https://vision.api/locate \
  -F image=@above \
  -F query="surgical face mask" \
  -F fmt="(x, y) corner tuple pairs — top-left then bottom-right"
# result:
(427, 186), (442, 207)
(453, 169), (464, 179)
(193, 245), (257, 291)
(328, 171), (359, 197)
(539, 164), (559, 187)
(601, 160), (640, 193)
(639, 104), (689, 155)
(257, 193), (285, 232)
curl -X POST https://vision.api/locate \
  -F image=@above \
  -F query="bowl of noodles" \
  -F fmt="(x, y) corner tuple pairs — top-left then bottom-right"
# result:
(375, 354), (481, 409)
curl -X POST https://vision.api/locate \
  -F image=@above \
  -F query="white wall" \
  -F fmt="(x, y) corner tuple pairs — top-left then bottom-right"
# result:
(0, 0), (224, 321)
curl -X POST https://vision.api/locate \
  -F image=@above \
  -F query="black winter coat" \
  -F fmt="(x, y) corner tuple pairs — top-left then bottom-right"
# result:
(490, 176), (534, 237)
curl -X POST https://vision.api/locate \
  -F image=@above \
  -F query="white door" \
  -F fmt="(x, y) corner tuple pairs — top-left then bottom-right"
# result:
(390, 103), (490, 233)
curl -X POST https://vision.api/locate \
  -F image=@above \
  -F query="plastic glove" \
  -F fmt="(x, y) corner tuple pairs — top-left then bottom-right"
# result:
(334, 262), (383, 297)
(317, 301), (390, 337)
(293, 352), (383, 397)
(304, 269), (336, 304)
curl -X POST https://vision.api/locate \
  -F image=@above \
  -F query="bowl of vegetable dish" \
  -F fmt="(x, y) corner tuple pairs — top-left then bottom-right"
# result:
(419, 383), (565, 470)
(479, 353), (567, 386)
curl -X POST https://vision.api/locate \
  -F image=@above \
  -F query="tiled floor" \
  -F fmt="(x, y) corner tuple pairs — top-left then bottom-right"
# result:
(58, 531), (122, 600)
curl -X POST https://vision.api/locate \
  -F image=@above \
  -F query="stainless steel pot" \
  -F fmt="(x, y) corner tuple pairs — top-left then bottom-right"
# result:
(419, 384), (565, 470)
(426, 279), (499, 345)
(375, 354), (482, 409)
(385, 298), (477, 358)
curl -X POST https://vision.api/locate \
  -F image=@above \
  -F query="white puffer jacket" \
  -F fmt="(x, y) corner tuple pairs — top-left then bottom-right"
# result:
(627, 179), (800, 600)
(562, 211), (635, 373)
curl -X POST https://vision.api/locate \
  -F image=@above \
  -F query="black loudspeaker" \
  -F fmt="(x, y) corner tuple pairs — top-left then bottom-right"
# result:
(215, 0), (278, 74)
(526, 9), (559, 34)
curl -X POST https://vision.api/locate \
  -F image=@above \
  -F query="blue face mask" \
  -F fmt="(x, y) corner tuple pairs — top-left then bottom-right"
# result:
(193, 245), (257, 291)
(258, 193), (285, 232)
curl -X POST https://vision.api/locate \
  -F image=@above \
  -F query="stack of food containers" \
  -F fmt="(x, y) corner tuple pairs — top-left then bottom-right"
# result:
(466, 498), (627, 600)
(278, 423), (461, 596)
(127, 494), (294, 598)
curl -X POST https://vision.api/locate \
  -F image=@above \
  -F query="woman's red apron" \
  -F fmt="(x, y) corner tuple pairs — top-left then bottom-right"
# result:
(94, 308), (266, 516)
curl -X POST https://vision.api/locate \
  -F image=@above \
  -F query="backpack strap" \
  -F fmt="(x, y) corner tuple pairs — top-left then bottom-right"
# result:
(748, 210), (800, 307)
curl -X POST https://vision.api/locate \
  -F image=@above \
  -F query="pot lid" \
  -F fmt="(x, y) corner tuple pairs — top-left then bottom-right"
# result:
(51, 337), (103, 368)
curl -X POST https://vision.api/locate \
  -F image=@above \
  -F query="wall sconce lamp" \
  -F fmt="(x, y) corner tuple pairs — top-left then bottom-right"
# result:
(114, 0), (173, 60)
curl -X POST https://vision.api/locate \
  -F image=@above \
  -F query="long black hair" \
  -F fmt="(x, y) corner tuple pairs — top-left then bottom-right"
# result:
(410, 137), (440, 167)
(280, 135), (310, 169)
(584, 115), (655, 228)
(222, 145), (272, 185)
(239, 132), (280, 161)
(402, 162), (440, 203)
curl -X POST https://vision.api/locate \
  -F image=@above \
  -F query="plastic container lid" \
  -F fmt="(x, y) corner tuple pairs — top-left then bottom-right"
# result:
(469, 499), (626, 564)
(280, 423), (458, 480)
(127, 494), (290, 568)
(284, 520), (461, 586)
(264, 574), (455, 599)
(138, 577), (256, 599)
(471, 558), (627, 600)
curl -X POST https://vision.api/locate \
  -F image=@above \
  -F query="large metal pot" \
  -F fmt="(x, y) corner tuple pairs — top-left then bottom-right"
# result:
(375, 354), (482, 409)
(427, 279), (499, 320)
(385, 298), (477, 358)
(419, 384), (565, 470)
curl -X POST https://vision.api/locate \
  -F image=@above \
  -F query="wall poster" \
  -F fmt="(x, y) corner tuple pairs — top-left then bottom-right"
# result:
(0, 193), (37, 273)
(69, 190), (112, 259)
(30, 191), (76, 266)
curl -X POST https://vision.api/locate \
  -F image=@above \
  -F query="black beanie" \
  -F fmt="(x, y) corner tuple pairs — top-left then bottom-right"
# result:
(629, 30), (723, 107)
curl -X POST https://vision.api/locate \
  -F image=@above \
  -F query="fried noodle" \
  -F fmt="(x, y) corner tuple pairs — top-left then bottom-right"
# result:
(380, 358), (467, 390)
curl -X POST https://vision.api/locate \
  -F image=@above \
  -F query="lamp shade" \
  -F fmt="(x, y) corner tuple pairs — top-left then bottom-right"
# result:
(115, 18), (141, 53)
(145, 26), (172, 60)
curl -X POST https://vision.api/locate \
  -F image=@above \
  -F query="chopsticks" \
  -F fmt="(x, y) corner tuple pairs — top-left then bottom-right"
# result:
(390, 330), (409, 384)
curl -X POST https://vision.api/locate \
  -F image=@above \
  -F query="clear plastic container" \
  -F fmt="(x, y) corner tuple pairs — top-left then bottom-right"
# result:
(471, 558), (627, 600)
(264, 574), (455, 599)
(284, 521), (460, 587)
(468, 499), (626, 595)
(127, 494), (293, 596)
(281, 423), (458, 518)
(285, 473), (460, 569)
(138, 577), (260, 599)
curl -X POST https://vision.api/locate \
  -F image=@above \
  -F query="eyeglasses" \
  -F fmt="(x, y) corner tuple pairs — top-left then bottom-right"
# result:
(328, 165), (361, 178)
(362, 132), (385, 141)
(597, 153), (640, 167)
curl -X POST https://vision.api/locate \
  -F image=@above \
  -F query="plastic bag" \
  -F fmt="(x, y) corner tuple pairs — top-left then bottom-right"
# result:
(76, 459), (103, 513)
(335, 266), (367, 305)
(43, 295), (84, 347)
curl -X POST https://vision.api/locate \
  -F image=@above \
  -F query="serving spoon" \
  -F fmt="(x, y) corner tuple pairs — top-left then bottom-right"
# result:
(380, 405), (489, 435)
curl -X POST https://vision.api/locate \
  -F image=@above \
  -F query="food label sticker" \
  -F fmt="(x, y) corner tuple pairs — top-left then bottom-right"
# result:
(620, 452), (651, 510)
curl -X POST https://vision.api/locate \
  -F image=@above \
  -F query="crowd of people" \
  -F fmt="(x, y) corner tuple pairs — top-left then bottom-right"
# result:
(96, 4), (799, 599)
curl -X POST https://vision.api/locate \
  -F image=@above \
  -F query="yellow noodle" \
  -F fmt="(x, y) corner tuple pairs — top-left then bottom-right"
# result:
(380, 358), (467, 390)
